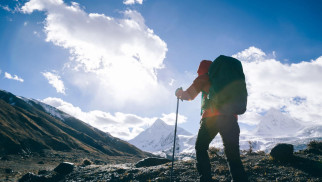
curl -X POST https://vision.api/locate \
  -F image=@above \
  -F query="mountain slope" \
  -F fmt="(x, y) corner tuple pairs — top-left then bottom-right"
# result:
(255, 108), (303, 137)
(0, 90), (149, 158)
(129, 119), (193, 154)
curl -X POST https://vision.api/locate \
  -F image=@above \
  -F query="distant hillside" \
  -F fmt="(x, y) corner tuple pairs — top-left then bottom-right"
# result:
(0, 90), (150, 159)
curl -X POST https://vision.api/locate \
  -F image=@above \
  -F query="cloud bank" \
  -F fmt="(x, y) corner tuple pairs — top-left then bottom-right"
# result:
(233, 47), (322, 125)
(42, 71), (66, 94)
(4, 72), (24, 82)
(42, 97), (186, 140)
(21, 0), (168, 109)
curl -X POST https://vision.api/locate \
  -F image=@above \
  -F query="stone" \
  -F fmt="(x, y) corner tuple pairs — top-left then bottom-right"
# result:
(5, 168), (13, 174)
(82, 159), (92, 166)
(135, 157), (171, 168)
(38, 170), (49, 175)
(18, 172), (46, 182)
(54, 162), (74, 175)
(270, 143), (294, 162)
(1, 156), (10, 161)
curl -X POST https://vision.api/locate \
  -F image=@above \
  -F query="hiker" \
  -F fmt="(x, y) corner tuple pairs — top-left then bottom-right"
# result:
(175, 56), (248, 182)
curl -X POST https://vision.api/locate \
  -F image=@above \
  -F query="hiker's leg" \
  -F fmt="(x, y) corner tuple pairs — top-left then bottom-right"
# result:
(219, 115), (248, 182)
(195, 117), (218, 182)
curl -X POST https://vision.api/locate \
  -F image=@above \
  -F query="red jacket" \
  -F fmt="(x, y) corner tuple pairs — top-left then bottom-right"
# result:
(179, 74), (222, 119)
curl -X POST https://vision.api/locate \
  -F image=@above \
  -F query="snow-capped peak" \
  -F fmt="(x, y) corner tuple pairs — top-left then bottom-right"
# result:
(255, 108), (303, 137)
(129, 119), (193, 154)
(150, 118), (168, 129)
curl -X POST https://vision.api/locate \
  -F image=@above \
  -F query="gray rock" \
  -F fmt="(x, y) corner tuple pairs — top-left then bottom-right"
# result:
(135, 157), (171, 168)
(1, 156), (10, 161)
(18, 172), (47, 182)
(82, 159), (92, 166)
(270, 143), (294, 161)
(5, 168), (13, 174)
(38, 170), (49, 175)
(54, 162), (74, 175)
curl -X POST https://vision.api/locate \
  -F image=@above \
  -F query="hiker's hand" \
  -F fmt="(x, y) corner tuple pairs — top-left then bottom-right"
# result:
(175, 87), (183, 98)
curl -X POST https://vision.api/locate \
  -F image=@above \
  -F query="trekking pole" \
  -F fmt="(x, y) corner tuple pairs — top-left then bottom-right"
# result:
(170, 97), (180, 182)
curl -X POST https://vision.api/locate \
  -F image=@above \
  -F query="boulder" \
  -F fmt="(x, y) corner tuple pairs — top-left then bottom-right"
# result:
(18, 172), (47, 182)
(270, 143), (294, 162)
(135, 157), (171, 168)
(5, 168), (13, 174)
(1, 156), (10, 161)
(305, 140), (322, 155)
(38, 170), (49, 175)
(54, 162), (74, 175)
(82, 159), (92, 166)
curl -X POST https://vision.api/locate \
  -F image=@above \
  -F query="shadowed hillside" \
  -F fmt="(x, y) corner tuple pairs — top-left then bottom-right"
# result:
(0, 90), (150, 158)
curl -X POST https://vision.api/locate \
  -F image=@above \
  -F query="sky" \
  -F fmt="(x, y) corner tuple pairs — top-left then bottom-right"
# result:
(1, 0), (322, 140)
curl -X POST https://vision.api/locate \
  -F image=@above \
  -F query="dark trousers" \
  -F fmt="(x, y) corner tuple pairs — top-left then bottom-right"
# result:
(195, 115), (248, 182)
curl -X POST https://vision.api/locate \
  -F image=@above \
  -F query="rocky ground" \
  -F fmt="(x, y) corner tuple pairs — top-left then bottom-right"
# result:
(65, 150), (321, 182)
(1, 142), (322, 182)
(0, 149), (142, 182)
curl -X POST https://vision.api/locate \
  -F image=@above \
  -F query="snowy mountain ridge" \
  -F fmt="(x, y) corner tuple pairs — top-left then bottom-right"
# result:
(254, 108), (304, 137)
(129, 110), (321, 157)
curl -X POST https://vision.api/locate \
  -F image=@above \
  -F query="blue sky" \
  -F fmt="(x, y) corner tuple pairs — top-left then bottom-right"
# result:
(1, 0), (322, 140)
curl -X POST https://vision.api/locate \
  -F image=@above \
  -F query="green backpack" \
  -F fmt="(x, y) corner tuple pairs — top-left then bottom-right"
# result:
(203, 55), (248, 115)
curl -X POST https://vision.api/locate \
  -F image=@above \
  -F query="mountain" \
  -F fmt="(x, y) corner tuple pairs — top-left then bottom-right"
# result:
(128, 119), (193, 156)
(298, 125), (322, 138)
(129, 109), (321, 157)
(245, 108), (322, 152)
(254, 108), (303, 137)
(0, 89), (150, 159)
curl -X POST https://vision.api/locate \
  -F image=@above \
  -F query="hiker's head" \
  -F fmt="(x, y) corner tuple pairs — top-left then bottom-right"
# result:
(197, 60), (212, 76)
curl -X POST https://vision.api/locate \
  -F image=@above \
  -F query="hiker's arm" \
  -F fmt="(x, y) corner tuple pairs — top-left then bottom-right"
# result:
(176, 76), (207, 101)
(175, 88), (193, 100)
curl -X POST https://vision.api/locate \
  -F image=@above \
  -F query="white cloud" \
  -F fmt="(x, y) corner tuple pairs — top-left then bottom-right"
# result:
(169, 78), (175, 86)
(161, 113), (187, 125)
(4, 72), (24, 82)
(123, 0), (143, 5)
(1, 5), (11, 12)
(233, 47), (322, 125)
(21, 0), (63, 13)
(1, 3), (21, 13)
(232, 46), (266, 63)
(41, 97), (179, 140)
(21, 0), (169, 110)
(42, 71), (66, 94)
(33, 31), (40, 37)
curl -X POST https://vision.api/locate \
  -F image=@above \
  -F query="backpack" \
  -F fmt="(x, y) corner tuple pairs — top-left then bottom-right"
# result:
(205, 55), (248, 115)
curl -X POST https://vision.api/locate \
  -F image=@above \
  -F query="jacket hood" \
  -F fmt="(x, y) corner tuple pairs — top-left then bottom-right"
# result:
(197, 60), (212, 76)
